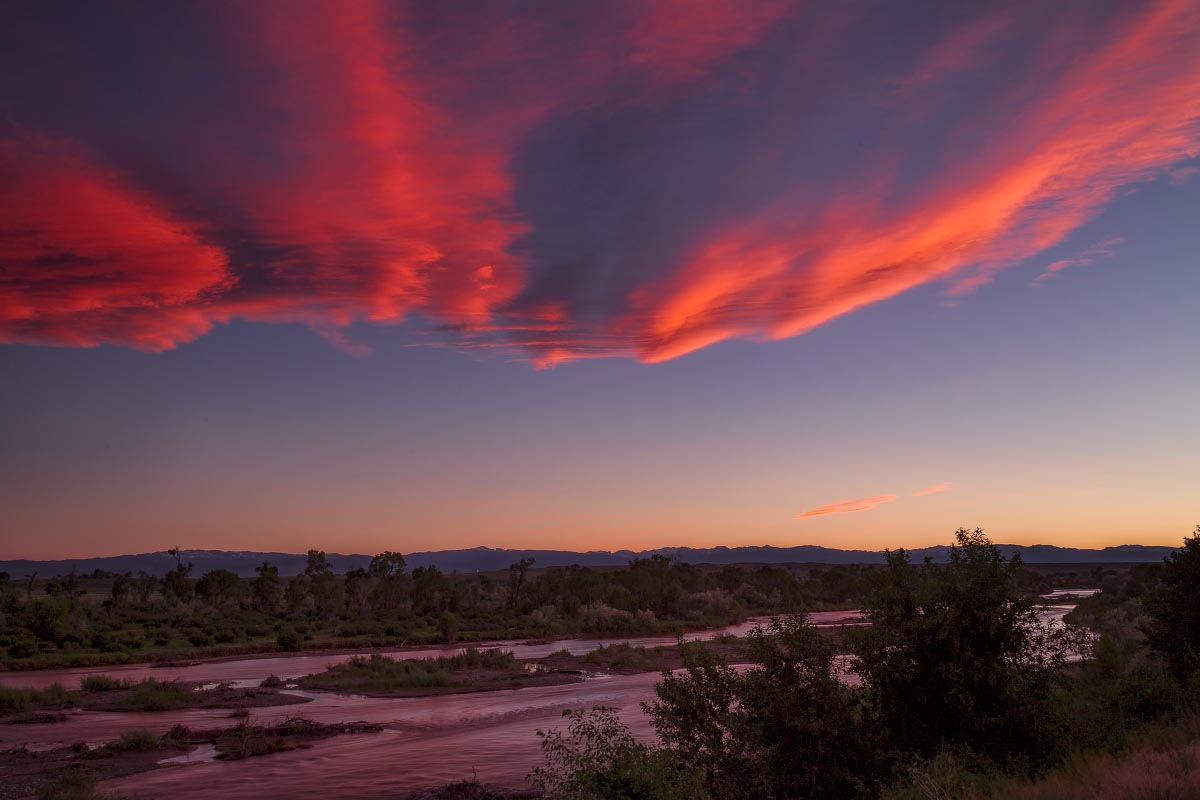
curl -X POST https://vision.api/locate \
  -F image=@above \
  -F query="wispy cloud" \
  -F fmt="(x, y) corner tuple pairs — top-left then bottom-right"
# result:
(2, 2), (1197, 363)
(912, 482), (953, 497)
(797, 494), (897, 518)
(1030, 238), (1124, 287)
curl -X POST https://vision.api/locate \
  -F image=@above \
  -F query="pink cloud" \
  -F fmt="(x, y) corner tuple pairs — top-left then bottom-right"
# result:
(797, 494), (898, 519)
(1030, 238), (1124, 287)
(2, 2), (1197, 363)
(912, 482), (953, 497)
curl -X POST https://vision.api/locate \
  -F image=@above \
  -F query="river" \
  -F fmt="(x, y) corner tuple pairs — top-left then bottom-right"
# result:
(0, 602), (1087, 798)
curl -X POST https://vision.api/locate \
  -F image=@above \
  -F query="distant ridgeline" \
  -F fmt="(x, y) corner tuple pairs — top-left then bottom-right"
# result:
(0, 543), (1178, 577)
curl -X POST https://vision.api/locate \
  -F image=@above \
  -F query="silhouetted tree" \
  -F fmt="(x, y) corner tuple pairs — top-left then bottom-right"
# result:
(304, 550), (340, 614)
(368, 551), (407, 610)
(196, 569), (240, 608)
(851, 528), (1072, 767)
(253, 560), (281, 611)
(649, 616), (889, 799)
(344, 567), (372, 614)
(1143, 525), (1200, 680)
(508, 557), (535, 609)
(109, 572), (131, 607)
(160, 548), (194, 605)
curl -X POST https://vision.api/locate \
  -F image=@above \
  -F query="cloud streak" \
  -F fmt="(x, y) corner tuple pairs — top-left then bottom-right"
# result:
(1, 1), (1197, 361)
(912, 482), (953, 497)
(797, 494), (898, 519)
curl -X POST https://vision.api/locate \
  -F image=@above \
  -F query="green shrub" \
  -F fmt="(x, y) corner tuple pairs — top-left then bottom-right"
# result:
(0, 682), (74, 712)
(0, 684), (31, 712)
(119, 679), (192, 711)
(276, 627), (303, 652)
(36, 764), (102, 800)
(110, 729), (159, 751)
(81, 675), (130, 692)
(299, 649), (521, 692)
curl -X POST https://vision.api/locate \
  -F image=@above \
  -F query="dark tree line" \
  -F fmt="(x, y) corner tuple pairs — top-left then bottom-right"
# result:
(533, 527), (1200, 800)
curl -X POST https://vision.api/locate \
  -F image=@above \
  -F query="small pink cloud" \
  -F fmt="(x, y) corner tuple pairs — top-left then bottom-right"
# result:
(1030, 237), (1124, 287)
(797, 493), (897, 518)
(912, 481), (953, 497)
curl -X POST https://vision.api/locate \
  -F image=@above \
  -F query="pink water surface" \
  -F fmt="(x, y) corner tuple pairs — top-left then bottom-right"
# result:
(3, 606), (1077, 798)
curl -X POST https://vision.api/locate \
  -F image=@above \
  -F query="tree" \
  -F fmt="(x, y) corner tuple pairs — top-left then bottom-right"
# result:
(24, 596), (69, 643)
(508, 557), (535, 610)
(133, 571), (157, 604)
(648, 616), (888, 799)
(531, 707), (708, 800)
(368, 551), (407, 611)
(344, 567), (372, 615)
(196, 569), (240, 608)
(285, 576), (310, 613)
(440, 610), (460, 644)
(850, 528), (1072, 768)
(1143, 525), (1200, 680)
(0, 572), (17, 613)
(253, 560), (281, 611)
(160, 548), (194, 605)
(412, 565), (449, 615)
(304, 550), (340, 615)
(110, 572), (131, 606)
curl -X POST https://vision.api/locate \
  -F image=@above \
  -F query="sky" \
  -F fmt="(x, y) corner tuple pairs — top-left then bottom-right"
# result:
(1, 0), (1198, 559)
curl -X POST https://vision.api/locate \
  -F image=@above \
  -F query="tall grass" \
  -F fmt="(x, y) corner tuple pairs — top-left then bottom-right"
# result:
(108, 729), (160, 752)
(0, 682), (70, 712)
(80, 675), (132, 692)
(886, 716), (1200, 800)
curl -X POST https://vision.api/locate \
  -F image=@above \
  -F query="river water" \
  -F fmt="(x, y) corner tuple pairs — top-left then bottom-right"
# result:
(0, 603), (1086, 798)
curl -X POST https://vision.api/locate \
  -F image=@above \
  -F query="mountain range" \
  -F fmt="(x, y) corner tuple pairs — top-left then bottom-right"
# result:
(0, 543), (1177, 577)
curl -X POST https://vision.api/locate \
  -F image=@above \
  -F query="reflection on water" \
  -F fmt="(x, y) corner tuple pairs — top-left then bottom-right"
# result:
(157, 743), (218, 765)
(0, 606), (1079, 798)
(1, 614), (806, 692)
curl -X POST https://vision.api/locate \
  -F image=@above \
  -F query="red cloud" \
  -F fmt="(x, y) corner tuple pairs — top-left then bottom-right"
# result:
(0, 134), (231, 350)
(1, 2), (1197, 361)
(216, 0), (529, 331)
(627, 0), (790, 83)
(797, 494), (898, 518)
(912, 482), (953, 497)
(621, 1), (1200, 363)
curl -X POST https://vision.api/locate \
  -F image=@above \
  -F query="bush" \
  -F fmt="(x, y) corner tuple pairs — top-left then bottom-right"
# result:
(110, 729), (160, 751)
(531, 707), (708, 800)
(36, 764), (108, 800)
(649, 616), (890, 799)
(81, 675), (130, 692)
(850, 528), (1076, 768)
(1, 682), (72, 712)
(277, 626), (303, 652)
(298, 649), (521, 692)
(119, 679), (192, 711)
(0, 683), (32, 712)
(583, 643), (653, 671)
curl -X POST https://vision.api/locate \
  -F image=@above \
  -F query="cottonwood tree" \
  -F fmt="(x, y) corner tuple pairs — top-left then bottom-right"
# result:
(508, 557), (535, 609)
(160, 548), (194, 605)
(196, 569), (240, 608)
(1143, 525), (1200, 680)
(648, 616), (889, 799)
(851, 528), (1073, 768)
(253, 560), (281, 611)
(304, 550), (341, 614)
(368, 551), (407, 611)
